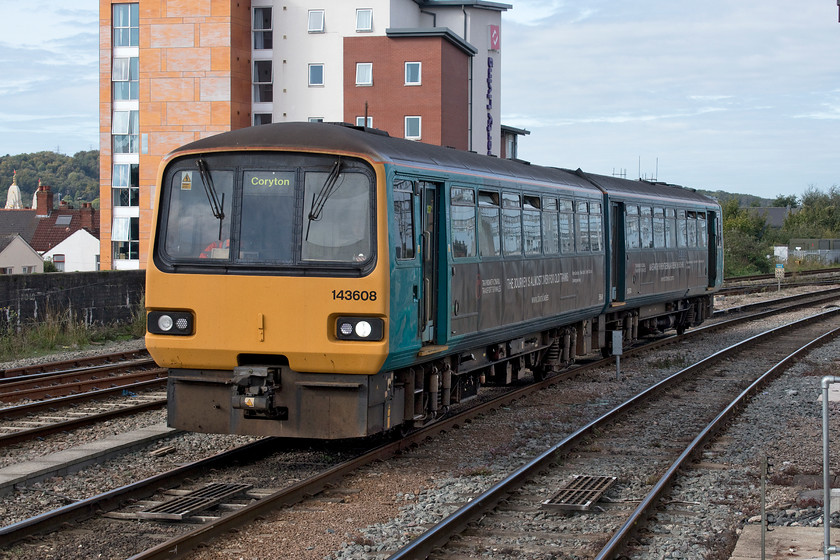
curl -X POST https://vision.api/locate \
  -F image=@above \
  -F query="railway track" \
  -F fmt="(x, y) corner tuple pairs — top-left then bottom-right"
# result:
(386, 308), (840, 559)
(2, 289), (838, 559)
(0, 350), (166, 448)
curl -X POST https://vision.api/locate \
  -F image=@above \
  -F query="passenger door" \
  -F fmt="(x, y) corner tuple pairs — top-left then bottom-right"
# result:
(419, 181), (440, 344)
(610, 202), (626, 304)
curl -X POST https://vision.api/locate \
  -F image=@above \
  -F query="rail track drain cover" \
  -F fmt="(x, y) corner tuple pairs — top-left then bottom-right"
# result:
(542, 475), (616, 511)
(136, 483), (253, 520)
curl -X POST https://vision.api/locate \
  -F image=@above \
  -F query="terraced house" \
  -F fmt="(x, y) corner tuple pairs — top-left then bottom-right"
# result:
(99, 0), (526, 270)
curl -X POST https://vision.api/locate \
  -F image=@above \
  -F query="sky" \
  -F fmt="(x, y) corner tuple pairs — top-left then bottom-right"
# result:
(0, 1), (839, 199)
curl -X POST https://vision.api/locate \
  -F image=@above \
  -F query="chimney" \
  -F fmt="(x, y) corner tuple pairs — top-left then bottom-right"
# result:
(80, 203), (94, 231)
(36, 185), (54, 217)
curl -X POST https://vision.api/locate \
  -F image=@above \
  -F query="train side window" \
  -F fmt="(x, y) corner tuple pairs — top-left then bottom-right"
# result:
(653, 207), (665, 249)
(393, 180), (415, 260)
(625, 205), (641, 250)
(502, 192), (522, 256)
(686, 211), (698, 247)
(576, 201), (590, 252)
(676, 210), (687, 248)
(697, 211), (707, 247)
(478, 190), (501, 257)
(543, 197), (559, 254)
(451, 187), (476, 258)
(523, 195), (541, 255)
(640, 206), (653, 249)
(665, 208), (676, 248)
(558, 199), (574, 253)
(589, 202), (603, 252)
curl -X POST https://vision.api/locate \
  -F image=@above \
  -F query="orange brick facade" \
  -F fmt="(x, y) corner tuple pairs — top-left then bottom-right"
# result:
(99, 0), (249, 269)
(343, 36), (469, 150)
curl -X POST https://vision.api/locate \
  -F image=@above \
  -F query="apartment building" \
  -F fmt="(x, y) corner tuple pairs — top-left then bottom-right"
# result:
(99, 0), (512, 269)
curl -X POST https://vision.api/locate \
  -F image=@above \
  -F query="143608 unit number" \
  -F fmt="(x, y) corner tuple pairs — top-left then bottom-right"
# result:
(332, 290), (377, 301)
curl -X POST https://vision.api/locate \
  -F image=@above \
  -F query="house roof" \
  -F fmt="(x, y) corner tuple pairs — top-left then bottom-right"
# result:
(0, 205), (99, 253)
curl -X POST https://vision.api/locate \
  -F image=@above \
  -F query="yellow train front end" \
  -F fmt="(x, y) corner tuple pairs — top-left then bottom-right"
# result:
(145, 132), (395, 439)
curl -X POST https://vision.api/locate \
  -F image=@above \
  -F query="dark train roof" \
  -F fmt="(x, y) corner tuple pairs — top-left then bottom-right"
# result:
(575, 170), (719, 207)
(171, 122), (718, 207)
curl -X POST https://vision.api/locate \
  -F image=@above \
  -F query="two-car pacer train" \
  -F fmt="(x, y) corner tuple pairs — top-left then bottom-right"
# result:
(145, 122), (723, 440)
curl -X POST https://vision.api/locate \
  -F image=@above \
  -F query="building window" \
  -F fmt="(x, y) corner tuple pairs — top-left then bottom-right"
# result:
(309, 63), (324, 86)
(308, 10), (325, 33)
(112, 110), (139, 153)
(113, 217), (140, 261)
(356, 8), (373, 32)
(308, 117), (324, 123)
(113, 163), (139, 207)
(0, 268), (12, 275)
(355, 116), (373, 127)
(53, 255), (65, 272)
(253, 7), (272, 49)
(22, 266), (34, 274)
(405, 116), (421, 140)
(112, 57), (139, 100)
(254, 113), (272, 126)
(405, 62), (421, 85)
(355, 63), (372, 86)
(253, 60), (273, 103)
(113, 3), (139, 47)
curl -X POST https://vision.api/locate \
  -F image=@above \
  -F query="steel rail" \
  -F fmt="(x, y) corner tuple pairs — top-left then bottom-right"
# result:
(0, 378), (166, 417)
(0, 438), (277, 548)
(385, 307), (840, 560)
(0, 357), (157, 386)
(0, 349), (150, 379)
(0, 368), (168, 402)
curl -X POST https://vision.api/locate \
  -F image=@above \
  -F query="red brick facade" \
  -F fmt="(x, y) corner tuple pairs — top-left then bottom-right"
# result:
(343, 36), (469, 150)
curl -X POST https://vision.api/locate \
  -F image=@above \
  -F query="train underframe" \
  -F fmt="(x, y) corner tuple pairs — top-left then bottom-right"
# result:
(397, 293), (714, 429)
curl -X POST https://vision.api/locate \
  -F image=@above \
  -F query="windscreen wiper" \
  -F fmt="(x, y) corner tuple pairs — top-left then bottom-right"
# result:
(306, 159), (342, 240)
(196, 158), (226, 240)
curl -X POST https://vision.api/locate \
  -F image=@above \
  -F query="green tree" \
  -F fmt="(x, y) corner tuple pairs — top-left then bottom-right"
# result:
(782, 186), (840, 239)
(771, 194), (798, 208)
(722, 198), (773, 276)
(0, 150), (99, 208)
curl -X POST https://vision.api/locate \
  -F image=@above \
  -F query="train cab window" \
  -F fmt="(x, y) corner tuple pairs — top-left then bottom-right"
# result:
(640, 206), (653, 249)
(502, 193), (522, 256)
(241, 171), (296, 263)
(676, 210), (687, 248)
(478, 191), (501, 257)
(451, 187), (476, 258)
(163, 168), (235, 260)
(558, 199), (574, 253)
(697, 212), (707, 247)
(542, 197), (559, 254)
(523, 195), (541, 255)
(653, 207), (665, 249)
(393, 180), (415, 260)
(576, 201), (590, 252)
(302, 169), (371, 262)
(625, 205), (641, 250)
(686, 211), (698, 247)
(589, 202), (603, 252)
(665, 208), (677, 248)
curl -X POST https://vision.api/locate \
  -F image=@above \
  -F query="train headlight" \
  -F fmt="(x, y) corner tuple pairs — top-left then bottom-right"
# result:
(157, 315), (174, 332)
(147, 311), (194, 336)
(355, 321), (372, 338)
(335, 317), (384, 341)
